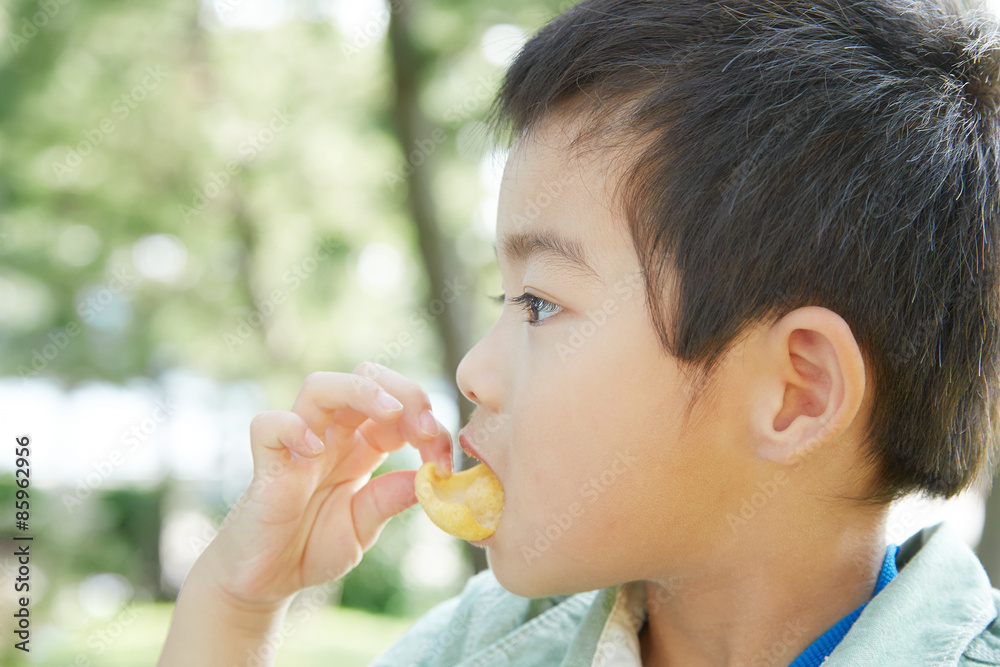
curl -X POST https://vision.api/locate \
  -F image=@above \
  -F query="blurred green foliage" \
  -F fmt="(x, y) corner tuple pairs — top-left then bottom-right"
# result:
(3, 0), (996, 664)
(1, 0), (570, 661)
(0, 0), (565, 400)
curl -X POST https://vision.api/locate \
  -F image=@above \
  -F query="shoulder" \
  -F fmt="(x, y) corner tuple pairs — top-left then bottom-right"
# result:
(369, 568), (598, 666)
(901, 522), (1000, 666)
(367, 569), (509, 665)
(828, 522), (1000, 666)
(963, 587), (1000, 665)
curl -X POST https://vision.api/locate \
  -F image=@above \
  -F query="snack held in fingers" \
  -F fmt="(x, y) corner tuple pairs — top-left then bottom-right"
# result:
(414, 462), (504, 541)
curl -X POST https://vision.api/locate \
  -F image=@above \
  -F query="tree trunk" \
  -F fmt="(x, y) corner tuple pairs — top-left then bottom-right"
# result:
(386, 1), (487, 573)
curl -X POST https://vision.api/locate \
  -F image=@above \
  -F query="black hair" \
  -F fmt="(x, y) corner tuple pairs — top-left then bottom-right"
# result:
(486, 0), (1000, 504)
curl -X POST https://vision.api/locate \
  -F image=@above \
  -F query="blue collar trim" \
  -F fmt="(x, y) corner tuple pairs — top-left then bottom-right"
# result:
(787, 542), (900, 667)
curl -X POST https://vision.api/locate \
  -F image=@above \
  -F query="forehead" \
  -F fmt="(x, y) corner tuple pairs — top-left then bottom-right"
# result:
(493, 114), (633, 282)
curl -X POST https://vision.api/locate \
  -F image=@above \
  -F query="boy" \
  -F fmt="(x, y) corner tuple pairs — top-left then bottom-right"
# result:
(158, 0), (1000, 664)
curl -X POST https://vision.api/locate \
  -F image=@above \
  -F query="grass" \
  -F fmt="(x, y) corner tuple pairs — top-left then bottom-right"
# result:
(21, 601), (421, 667)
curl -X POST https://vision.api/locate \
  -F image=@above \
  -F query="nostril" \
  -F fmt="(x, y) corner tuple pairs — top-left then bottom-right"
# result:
(459, 385), (478, 404)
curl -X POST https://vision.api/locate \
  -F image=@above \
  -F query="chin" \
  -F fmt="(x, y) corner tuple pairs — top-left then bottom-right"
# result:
(486, 545), (594, 599)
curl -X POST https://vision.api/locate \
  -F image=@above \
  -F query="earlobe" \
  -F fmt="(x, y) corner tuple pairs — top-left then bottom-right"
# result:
(752, 307), (866, 465)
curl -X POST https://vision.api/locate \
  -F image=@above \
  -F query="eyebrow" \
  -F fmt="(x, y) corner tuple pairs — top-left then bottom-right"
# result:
(491, 231), (603, 285)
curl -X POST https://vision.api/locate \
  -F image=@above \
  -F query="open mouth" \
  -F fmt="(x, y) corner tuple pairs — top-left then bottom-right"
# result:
(459, 432), (490, 469)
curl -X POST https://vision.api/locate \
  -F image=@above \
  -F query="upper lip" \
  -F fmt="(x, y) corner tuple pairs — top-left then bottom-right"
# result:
(458, 428), (489, 468)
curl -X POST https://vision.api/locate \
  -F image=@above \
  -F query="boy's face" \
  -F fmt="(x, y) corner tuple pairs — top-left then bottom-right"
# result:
(455, 113), (758, 597)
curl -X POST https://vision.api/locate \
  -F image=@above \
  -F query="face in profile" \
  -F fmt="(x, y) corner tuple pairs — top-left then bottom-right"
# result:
(455, 113), (755, 598)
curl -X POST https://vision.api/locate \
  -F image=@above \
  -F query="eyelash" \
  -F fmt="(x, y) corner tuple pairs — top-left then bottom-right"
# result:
(489, 292), (562, 326)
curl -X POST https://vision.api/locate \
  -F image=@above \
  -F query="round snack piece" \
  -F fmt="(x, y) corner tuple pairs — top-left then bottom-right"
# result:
(414, 462), (504, 541)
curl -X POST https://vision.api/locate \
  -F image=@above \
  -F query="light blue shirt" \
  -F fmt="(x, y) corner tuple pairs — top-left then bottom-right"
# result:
(370, 521), (1000, 666)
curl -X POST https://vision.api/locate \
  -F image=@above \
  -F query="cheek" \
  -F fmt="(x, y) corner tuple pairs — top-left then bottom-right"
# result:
(500, 369), (659, 562)
(492, 313), (736, 586)
(505, 422), (584, 521)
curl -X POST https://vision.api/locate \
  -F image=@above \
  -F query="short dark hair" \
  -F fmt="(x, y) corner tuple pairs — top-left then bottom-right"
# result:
(486, 0), (1000, 505)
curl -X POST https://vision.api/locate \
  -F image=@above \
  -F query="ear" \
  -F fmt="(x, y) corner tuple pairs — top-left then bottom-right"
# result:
(748, 306), (866, 464)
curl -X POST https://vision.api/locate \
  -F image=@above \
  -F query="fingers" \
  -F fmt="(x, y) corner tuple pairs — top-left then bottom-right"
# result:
(350, 469), (418, 551)
(248, 410), (326, 472)
(352, 411), (453, 472)
(293, 363), (452, 472)
(322, 412), (454, 485)
(347, 362), (452, 470)
(291, 369), (407, 445)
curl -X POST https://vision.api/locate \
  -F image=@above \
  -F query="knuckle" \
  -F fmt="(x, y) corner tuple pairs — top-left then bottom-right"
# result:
(250, 410), (297, 440)
(302, 370), (328, 391)
(358, 377), (380, 400)
(248, 411), (273, 438)
(401, 383), (432, 411)
(353, 360), (384, 380)
(347, 371), (380, 399)
(416, 387), (433, 409)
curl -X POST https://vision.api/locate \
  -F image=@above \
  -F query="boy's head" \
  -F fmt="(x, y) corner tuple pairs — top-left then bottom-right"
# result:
(455, 0), (1000, 597)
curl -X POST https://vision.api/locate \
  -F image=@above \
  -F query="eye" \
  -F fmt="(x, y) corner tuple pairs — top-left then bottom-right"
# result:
(488, 292), (563, 326)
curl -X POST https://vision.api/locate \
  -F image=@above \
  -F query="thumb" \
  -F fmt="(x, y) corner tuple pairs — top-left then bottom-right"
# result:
(351, 469), (418, 551)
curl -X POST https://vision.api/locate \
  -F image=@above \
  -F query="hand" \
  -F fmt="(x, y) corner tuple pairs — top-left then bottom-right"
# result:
(195, 362), (453, 609)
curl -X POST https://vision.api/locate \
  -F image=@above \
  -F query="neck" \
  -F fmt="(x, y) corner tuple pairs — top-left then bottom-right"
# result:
(640, 509), (888, 667)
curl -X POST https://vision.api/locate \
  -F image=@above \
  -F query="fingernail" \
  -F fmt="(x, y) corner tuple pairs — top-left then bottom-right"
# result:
(419, 409), (440, 438)
(305, 430), (325, 454)
(376, 390), (404, 412)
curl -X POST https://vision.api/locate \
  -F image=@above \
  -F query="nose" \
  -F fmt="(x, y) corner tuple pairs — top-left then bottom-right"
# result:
(456, 329), (502, 409)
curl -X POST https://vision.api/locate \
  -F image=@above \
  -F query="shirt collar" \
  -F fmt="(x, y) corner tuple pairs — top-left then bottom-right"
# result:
(585, 522), (996, 667)
(824, 521), (997, 666)
(787, 541), (899, 667)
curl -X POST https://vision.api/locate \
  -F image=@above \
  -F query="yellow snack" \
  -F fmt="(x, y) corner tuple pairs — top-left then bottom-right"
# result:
(414, 462), (504, 541)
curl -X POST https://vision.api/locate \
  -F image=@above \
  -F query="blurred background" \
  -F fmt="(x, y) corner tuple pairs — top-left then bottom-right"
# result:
(0, 0), (997, 665)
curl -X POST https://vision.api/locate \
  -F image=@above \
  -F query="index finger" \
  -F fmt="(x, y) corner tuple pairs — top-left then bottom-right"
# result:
(291, 363), (452, 471)
(291, 370), (405, 448)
